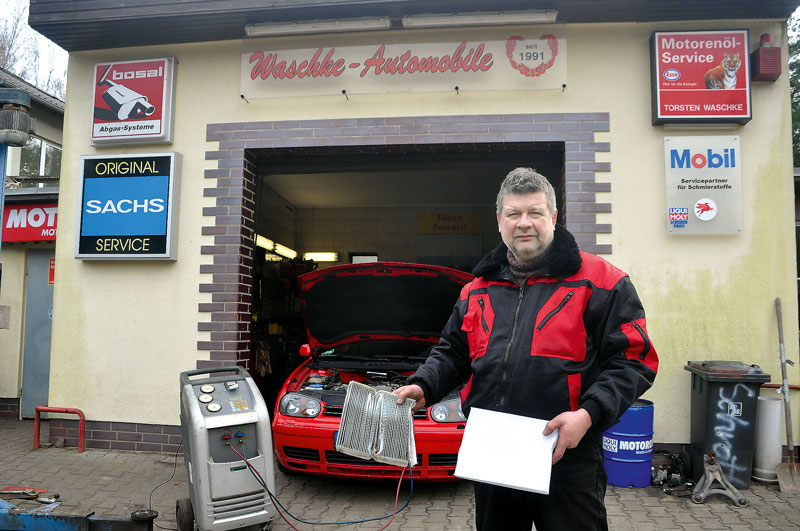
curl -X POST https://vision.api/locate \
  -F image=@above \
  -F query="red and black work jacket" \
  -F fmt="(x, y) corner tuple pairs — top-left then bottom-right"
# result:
(408, 224), (658, 434)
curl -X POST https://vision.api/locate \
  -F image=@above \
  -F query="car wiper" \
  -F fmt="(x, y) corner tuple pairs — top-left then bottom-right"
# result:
(318, 354), (373, 361)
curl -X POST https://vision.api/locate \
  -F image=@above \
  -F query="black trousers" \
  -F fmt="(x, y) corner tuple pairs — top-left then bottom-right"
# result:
(474, 437), (608, 531)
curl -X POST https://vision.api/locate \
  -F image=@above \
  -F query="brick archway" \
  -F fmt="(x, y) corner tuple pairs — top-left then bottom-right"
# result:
(199, 112), (611, 369)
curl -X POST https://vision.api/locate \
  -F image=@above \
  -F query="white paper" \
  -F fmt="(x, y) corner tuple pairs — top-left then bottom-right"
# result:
(454, 408), (558, 494)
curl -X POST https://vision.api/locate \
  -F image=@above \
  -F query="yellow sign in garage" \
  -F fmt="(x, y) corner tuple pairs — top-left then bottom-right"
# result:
(417, 212), (482, 235)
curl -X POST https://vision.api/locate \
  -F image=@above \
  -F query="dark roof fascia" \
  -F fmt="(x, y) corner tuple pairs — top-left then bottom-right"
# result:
(29, 0), (800, 52)
(4, 187), (60, 204)
(0, 67), (65, 115)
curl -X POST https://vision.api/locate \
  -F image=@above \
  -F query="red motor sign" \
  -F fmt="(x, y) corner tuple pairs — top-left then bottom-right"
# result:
(651, 30), (751, 125)
(2, 203), (58, 242)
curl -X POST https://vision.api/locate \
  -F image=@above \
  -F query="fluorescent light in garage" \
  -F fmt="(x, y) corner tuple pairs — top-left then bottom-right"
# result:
(303, 252), (339, 262)
(274, 243), (297, 259)
(256, 234), (274, 250)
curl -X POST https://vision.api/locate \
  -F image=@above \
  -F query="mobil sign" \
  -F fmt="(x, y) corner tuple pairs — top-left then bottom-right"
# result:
(2, 203), (58, 242)
(651, 30), (751, 125)
(665, 136), (742, 235)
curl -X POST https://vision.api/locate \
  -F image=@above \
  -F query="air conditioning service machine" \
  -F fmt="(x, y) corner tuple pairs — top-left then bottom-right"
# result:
(178, 367), (276, 531)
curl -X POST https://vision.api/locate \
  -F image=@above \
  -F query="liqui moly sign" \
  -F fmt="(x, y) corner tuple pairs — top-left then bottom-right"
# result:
(2, 203), (58, 242)
(665, 136), (743, 235)
(91, 58), (176, 145)
(241, 36), (567, 98)
(651, 30), (751, 124)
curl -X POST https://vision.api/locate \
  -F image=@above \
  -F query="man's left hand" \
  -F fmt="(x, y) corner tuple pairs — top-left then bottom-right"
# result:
(543, 408), (592, 465)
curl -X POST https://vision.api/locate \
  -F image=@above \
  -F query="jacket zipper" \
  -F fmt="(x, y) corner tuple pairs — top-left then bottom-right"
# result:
(536, 291), (574, 331)
(500, 285), (525, 407)
(632, 322), (651, 360)
(478, 298), (489, 333)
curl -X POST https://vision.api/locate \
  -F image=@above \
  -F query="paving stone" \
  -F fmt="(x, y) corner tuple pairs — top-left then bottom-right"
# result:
(5, 419), (800, 530)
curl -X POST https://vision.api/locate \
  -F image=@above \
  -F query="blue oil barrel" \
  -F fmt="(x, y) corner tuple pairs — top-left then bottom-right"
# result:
(602, 399), (654, 488)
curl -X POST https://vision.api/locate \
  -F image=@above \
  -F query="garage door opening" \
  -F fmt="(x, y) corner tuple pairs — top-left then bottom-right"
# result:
(247, 141), (565, 409)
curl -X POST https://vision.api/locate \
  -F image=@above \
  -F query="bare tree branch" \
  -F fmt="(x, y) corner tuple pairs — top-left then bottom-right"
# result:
(0, 1), (67, 99)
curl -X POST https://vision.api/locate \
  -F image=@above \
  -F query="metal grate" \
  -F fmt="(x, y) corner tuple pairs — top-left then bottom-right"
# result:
(428, 453), (459, 467)
(325, 450), (423, 467)
(208, 491), (270, 519)
(283, 446), (320, 462)
(325, 403), (428, 419)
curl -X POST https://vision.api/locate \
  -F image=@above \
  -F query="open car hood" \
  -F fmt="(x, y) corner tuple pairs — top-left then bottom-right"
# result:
(299, 262), (473, 353)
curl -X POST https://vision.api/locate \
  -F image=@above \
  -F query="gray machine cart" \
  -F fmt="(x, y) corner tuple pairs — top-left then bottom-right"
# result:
(179, 367), (276, 531)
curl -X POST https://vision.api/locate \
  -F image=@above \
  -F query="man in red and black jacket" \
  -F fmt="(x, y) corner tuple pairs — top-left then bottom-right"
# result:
(395, 167), (658, 531)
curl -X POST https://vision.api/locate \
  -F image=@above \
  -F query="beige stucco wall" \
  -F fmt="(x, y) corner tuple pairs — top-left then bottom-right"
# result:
(50, 19), (799, 442)
(0, 246), (27, 398)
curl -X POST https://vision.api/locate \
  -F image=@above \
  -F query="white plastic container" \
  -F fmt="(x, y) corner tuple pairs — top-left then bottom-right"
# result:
(752, 396), (782, 481)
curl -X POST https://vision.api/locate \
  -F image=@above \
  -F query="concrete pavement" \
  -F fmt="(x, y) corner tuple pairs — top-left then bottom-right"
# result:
(1, 418), (799, 530)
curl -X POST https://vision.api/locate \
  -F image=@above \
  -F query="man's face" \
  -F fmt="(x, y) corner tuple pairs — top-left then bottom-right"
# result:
(496, 191), (557, 263)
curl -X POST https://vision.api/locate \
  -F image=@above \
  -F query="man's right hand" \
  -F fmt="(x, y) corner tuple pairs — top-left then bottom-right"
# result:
(393, 384), (426, 413)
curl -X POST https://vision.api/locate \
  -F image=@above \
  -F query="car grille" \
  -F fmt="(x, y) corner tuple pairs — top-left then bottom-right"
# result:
(283, 446), (320, 462)
(324, 404), (429, 419)
(428, 453), (459, 467)
(325, 450), (423, 467)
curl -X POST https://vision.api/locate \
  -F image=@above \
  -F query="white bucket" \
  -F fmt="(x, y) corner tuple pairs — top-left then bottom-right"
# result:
(752, 396), (783, 481)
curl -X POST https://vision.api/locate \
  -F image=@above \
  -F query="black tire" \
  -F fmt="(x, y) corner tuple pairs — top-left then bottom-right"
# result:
(176, 497), (194, 531)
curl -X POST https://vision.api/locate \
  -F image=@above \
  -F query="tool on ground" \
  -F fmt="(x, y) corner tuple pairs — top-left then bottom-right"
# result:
(774, 298), (800, 492)
(691, 451), (749, 507)
(0, 488), (42, 499)
(0, 486), (58, 504)
(179, 366), (276, 531)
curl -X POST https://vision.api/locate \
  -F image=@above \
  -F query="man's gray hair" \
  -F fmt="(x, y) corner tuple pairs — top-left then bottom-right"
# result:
(496, 167), (556, 215)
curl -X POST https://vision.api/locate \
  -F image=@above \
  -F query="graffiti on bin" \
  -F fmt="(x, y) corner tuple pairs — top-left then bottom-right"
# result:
(712, 383), (753, 484)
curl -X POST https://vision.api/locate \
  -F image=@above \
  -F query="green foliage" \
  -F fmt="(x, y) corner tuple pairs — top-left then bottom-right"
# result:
(791, 14), (800, 166)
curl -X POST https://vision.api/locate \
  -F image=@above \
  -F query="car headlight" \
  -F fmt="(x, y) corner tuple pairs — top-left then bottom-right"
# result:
(279, 393), (322, 418)
(430, 398), (466, 423)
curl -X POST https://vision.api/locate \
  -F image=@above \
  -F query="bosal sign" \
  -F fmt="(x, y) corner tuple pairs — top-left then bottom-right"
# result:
(90, 58), (176, 145)
(241, 36), (567, 97)
(2, 203), (58, 242)
(650, 30), (751, 124)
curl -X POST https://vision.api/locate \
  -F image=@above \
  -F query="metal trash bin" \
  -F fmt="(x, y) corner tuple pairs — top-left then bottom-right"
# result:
(684, 361), (771, 489)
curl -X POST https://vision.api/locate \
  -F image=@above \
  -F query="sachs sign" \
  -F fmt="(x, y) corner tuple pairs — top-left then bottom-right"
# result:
(91, 58), (176, 145)
(76, 153), (181, 260)
(241, 36), (567, 98)
(651, 30), (751, 124)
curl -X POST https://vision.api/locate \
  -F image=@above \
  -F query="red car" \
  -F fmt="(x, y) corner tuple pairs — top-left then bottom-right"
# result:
(272, 262), (473, 481)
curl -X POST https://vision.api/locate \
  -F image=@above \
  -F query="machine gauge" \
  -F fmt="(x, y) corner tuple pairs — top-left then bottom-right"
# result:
(200, 384), (215, 394)
(198, 394), (213, 403)
(206, 403), (222, 413)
